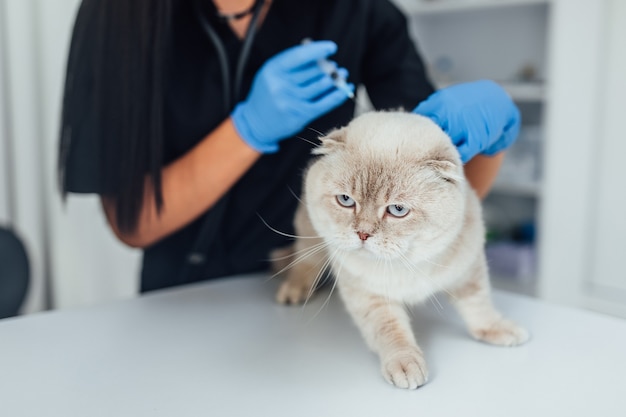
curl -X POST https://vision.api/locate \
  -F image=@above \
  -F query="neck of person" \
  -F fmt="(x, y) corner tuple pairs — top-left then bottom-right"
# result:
(212, 0), (270, 40)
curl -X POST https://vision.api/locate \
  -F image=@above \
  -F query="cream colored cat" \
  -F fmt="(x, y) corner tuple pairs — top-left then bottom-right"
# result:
(275, 111), (529, 389)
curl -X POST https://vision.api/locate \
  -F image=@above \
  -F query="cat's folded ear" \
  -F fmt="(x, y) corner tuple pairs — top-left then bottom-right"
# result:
(425, 158), (465, 184)
(311, 127), (347, 156)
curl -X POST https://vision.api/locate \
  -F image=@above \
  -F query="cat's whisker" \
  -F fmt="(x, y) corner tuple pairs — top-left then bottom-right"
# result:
(294, 236), (339, 312)
(403, 300), (417, 320)
(286, 186), (304, 204)
(430, 293), (445, 313)
(306, 127), (325, 137)
(269, 240), (328, 262)
(383, 254), (393, 308)
(308, 273), (339, 325)
(396, 252), (429, 276)
(267, 241), (331, 281)
(295, 135), (319, 147)
(257, 214), (323, 239)
(373, 254), (386, 305)
(301, 245), (336, 311)
(306, 248), (342, 324)
(397, 254), (446, 312)
(395, 254), (441, 311)
(385, 256), (418, 319)
(419, 256), (453, 270)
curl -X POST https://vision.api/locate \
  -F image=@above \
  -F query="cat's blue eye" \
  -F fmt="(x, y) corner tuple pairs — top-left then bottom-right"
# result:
(387, 204), (410, 218)
(336, 194), (356, 208)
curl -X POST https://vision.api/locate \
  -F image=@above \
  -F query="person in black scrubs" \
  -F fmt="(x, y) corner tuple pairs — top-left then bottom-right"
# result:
(59, 0), (520, 293)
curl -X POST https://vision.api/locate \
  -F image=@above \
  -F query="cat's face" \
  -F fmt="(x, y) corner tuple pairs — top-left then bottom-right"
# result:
(304, 112), (467, 261)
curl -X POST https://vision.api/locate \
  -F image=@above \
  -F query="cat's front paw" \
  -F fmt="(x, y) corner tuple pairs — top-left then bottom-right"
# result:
(276, 278), (312, 305)
(471, 318), (530, 347)
(381, 349), (428, 389)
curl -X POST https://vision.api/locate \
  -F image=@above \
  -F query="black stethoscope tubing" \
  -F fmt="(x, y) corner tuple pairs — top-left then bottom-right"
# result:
(179, 0), (265, 284)
(192, 0), (264, 113)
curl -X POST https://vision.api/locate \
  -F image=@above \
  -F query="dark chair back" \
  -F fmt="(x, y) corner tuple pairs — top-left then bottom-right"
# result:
(0, 227), (30, 318)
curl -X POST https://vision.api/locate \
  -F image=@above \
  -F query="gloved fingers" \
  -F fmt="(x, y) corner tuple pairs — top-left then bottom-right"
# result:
(483, 120), (520, 155)
(502, 112), (521, 145)
(290, 60), (342, 86)
(506, 105), (522, 136)
(289, 63), (327, 85)
(413, 99), (447, 131)
(455, 141), (473, 164)
(413, 99), (434, 116)
(307, 83), (353, 114)
(482, 106), (521, 155)
(335, 67), (349, 81)
(293, 67), (350, 100)
(481, 134), (507, 156)
(293, 75), (335, 100)
(274, 41), (337, 71)
(451, 117), (482, 163)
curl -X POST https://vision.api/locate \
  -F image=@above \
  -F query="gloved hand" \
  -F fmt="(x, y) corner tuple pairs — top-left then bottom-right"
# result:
(413, 80), (521, 163)
(231, 41), (354, 153)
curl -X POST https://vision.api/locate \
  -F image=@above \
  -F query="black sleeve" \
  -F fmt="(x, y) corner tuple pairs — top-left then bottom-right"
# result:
(361, 0), (435, 110)
(59, 0), (106, 194)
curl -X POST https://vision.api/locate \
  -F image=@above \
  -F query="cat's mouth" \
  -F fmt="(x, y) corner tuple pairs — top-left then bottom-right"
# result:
(337, 239), (375, 255)
(332, 235), (401, 259)
(354, 240), (385, 257)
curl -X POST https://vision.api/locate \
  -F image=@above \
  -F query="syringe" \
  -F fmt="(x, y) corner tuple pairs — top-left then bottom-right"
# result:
(301, 38), (355, 99)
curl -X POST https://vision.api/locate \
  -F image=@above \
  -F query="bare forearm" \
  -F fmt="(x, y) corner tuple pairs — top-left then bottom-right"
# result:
(463, 153), (504, 199)
(103, 118), (260, 247)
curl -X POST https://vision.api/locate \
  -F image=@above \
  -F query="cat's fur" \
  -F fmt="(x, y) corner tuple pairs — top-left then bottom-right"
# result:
(275, 111), (529, 389)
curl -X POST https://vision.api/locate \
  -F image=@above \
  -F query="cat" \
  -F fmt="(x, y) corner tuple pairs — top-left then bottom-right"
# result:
(274, 110), (529, 389)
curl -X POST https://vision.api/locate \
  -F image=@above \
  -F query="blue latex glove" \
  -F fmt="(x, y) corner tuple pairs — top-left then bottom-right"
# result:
(231, 41), (354, 153)
(413, 80), (521, 163)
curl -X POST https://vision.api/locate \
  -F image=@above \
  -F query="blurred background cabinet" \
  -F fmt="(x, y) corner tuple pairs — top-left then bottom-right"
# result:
(393, 0), (550, 297)
(393, 0), (626, 317)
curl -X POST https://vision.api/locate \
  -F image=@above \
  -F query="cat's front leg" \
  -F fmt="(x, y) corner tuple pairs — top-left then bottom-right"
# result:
(339, 281), (428, 389)
(449, 257), (530, 346)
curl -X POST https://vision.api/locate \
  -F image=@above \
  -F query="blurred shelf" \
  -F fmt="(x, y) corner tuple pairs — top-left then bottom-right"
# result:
(501, 82), (546, 102)
(397, 0), (550, 15)
(490, 180), (541, 197)
(490, 274), (537, 297)
(436, 81), (546, 102)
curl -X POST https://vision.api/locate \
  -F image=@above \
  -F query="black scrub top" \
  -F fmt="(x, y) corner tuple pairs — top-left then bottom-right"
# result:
(62, 0), (434, 292)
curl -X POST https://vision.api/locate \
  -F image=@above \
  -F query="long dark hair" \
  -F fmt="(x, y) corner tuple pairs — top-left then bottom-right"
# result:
(59, 0), (173, 233)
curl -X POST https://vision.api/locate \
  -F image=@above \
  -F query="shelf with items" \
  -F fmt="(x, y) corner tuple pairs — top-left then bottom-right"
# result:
(436, 81), (546, 102)
(501, 82), (546, 102)
(490, 180), (540, 198)
(483, 193), (539, 296)
(397, 0), (548, 201)
(491, 122), (543, 197)
(395, 0), (550, 16)
(406, 1), (549, 95)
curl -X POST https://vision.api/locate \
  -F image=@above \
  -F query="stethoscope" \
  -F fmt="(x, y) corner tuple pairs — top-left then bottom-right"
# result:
(179, 0), (266, 284)
(192, 0), (265, 114)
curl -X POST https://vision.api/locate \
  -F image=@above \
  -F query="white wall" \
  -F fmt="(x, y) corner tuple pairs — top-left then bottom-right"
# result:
(589, 0), (626, 293)
(583, 0), (626, 315)
(0, 0), (141, 312)
(538, 0), (626, 317)
(1, 0), (49, 312)
(39, 0), (142, 309)
(0, 1), (11, 224)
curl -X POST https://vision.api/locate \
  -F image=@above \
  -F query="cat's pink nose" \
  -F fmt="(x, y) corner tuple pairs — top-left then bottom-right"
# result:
(357, 231), (370, 241)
